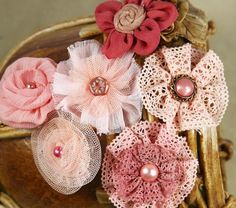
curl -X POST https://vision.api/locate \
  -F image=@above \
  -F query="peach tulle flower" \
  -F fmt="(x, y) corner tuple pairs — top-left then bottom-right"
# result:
(139, 44), (229, 131)
(31, 111), (101, 195)
(102, 121), (198, 208)
(53, 40), (142, 134)
(0, 57), (56, 129)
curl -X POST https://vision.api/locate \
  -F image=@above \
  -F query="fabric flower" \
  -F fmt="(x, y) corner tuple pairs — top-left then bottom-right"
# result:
(53, 40), (142, 134)
(95, 0), (178, 58)
(102, 121), (198, 208)
(31, 111), (101, 195)
(0, 57), (56, 129)
(139, 44), (229, 131)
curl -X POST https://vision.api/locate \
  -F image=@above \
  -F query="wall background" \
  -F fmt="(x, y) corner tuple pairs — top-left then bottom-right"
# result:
(0, 0), (235, 195)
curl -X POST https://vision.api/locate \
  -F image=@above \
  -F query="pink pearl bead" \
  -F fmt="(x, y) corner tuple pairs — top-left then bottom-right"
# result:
(25, 82), (37, 89)
(53, 146), (63, 158)
(140, 163), (159, 182)
(89, 77), (109, 96)
(175, 77), (195, 98)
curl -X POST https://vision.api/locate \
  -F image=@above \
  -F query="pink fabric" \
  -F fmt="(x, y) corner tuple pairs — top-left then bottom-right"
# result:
(95, 0), (178, 58)
(102, 121), (198, 208)
(139, 44), (229, 131)
(0, 57), (56, 129)
(53, 40), (142, 135)
(31, 111), (102, 195)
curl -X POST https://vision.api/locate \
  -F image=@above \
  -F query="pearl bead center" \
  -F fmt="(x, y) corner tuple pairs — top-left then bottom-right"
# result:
(140, 163), (159, 182)
(89, 77), (109, 96)
(53, 146), (63, 158)
(25, 82), (37, 89)
(174, 77), (195, 98)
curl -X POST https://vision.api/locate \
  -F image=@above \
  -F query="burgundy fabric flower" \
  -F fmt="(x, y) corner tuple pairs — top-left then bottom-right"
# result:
(95, 0), (178, 58)
(102, 121), (198, 208)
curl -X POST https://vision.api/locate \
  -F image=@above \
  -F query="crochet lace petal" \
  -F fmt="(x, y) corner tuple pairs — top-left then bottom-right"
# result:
(161, 44), (192, 76)
(192, 50), (223, 87)
(102, 121), (198, 208)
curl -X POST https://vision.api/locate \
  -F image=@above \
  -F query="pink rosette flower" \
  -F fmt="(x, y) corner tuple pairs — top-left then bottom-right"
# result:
(95, 0), (178, 58)
(0, 57), (56, 129)
(53, 40), (142, 134)
(139, 44), (229, 131)
(102, 121), (198, 208)
(31, 111), (101, 195)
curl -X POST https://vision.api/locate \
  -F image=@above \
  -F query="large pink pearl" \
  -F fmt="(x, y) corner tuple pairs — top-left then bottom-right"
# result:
(140, 163), (159, 182)
(175, 77), (195, 98)
(89, 77), (109, 96)
(53, 146), (63, 158)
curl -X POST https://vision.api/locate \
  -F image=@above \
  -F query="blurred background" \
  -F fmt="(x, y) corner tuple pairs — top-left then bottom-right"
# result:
(0, 0), (235, 195)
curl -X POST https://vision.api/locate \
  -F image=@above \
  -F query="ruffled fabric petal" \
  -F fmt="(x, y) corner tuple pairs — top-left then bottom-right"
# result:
(146, 0), (179, 31)
(31, 111), (101, 195)
(0, 57), (56, 129)
(0, 98), (54, 129)
(102, 121), (198, 208)
(95, 1), (122, 32)
(102, 30), (134, 59)
(133, 18), (161, 56)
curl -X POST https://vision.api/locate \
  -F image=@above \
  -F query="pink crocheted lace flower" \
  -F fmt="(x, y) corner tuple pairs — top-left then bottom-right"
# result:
(139, 44), (229, 131)
(102, 121), (198, 208)
(53, 40), (142, 134)
(0, 57), (56, 129)
(31, 111), (101, 195)
(95, 0), (178, 58)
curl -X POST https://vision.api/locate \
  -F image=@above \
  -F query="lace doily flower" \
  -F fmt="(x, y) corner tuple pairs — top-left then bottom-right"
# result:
(53, 40), (142, 134)
(31, 111), (102, 195)
(139, 44), (229, 131)
(95, 0), (178, 58)
(0, 57), (56, 129)
(102, 121), (198, 208)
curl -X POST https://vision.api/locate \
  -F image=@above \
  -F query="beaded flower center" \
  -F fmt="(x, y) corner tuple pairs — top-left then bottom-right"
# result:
(53, 146), (63, 158)
(170, 75), (197, 102)
(89, 77), (109, 96)
(25, 82), (37, 89)
(140, 163), (159, 182)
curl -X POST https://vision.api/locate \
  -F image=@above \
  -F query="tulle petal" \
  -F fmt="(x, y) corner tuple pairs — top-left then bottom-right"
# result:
(31, 112), (101, 194)
(54, 40), (141, 134)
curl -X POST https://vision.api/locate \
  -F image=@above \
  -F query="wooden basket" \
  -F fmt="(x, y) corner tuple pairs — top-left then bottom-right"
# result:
(0, 1), (235, 208)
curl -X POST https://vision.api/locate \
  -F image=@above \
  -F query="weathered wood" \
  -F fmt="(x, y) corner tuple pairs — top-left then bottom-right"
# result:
(199, 127), (225, 208)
